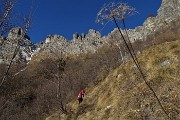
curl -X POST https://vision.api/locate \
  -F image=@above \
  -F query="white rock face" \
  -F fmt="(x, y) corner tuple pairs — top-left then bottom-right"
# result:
(1, 0), (180, 62)
(7, 27), (24, 40)
(158, 0), (180, 19)
(39, 29), (104, 56)
(21, 51), (31, 61)
(0, 27), (37, 63)
(108, 0), (180, 43)
(45, 38), (51, 43)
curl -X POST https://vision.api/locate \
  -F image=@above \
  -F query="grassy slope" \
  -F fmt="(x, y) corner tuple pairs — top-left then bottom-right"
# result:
(47, 40), (180, 120)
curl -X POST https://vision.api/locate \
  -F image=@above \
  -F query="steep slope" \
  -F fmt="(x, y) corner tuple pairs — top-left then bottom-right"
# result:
(47, 40), (180, 120)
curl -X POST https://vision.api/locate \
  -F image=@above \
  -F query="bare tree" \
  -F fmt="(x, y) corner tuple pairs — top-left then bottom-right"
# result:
(50, 47), (69, 117)
(0, 1), (33, 87)
(0, 0), (16, 36)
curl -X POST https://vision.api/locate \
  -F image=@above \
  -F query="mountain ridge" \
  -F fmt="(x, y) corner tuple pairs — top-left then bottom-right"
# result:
(37, 0), (180, 56)
(1, 0), (179, 63)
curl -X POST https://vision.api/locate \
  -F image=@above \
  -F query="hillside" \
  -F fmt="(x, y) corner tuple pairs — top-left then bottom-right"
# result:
(47, 40), (180, 120)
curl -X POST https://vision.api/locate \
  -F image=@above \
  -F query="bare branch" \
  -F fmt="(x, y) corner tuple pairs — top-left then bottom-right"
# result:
(0, 0), (16, 35)
(96, 2), (170, 119)
(0, 14), (33, 87)
(0, 0), (15, 26)
(96, 2), (138, 25)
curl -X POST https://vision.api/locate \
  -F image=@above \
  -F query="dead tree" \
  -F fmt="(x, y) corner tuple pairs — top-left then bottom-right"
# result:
(0, 0), (16, 35)
(0, 2), (33, 87)
(57, 55), (68, 115)
(96, 2), (171, 119)
(50, 46), (69, 118)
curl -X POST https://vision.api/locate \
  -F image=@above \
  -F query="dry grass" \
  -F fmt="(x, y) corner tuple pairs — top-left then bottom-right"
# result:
(47, 40), (180, 120)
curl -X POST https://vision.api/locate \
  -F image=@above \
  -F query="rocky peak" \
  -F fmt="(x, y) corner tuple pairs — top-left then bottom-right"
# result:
(7, 27), (25, 40)
(0, 27), (36, 63)
(72, 29), (101, 41)
(7, 27), (32, 46)
(86, 29), (101, 39)
(37, 28), (104, 56)
(45, 34), (67, 43)
(73, 32), (79, 40)
(108, 0), (180, 43)
(157, 0), (180, 21)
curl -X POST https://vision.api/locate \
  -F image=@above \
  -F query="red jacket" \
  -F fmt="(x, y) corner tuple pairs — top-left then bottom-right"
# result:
(81, 90), (85, 94)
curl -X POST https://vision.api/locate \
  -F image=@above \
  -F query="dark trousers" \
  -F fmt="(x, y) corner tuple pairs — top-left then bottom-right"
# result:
(78, 97), (83, 104)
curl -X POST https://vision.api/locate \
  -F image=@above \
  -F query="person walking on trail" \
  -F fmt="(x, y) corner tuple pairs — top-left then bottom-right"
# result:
(77, 89), (85, 104)
(77, 92), (83, 104)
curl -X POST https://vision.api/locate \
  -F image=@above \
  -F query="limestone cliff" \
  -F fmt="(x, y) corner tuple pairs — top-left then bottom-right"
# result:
(37, 0), (180, 57)
(0, 27), (36, 63)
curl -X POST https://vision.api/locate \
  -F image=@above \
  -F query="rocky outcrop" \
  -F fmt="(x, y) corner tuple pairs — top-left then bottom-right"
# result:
(7, 27), (25, 41)
(130, 0), (179, 41)
(158, 0), (180, 19)
(109, 0), (180, 44)
(39, 29), (104, 56)
(0, 27), (36, 63)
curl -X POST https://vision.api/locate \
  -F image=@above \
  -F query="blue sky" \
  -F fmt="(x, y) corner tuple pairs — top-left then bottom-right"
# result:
(16, 0), (162, 43)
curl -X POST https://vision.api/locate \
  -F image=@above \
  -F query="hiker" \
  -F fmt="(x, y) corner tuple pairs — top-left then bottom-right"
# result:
(77, 92), (83, 104)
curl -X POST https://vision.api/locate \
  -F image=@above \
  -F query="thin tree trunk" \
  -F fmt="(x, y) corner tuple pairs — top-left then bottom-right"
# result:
(113, 16), (171, 120)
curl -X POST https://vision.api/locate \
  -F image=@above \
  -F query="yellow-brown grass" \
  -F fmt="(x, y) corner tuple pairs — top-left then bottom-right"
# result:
(46, 40), (180, 120)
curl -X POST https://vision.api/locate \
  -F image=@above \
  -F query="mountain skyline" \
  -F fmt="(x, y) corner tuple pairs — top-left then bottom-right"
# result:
(16, 0), (162, 43)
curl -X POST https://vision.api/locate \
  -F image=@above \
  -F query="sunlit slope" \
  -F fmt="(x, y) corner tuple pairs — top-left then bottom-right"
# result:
(47, 40), (180, 120)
